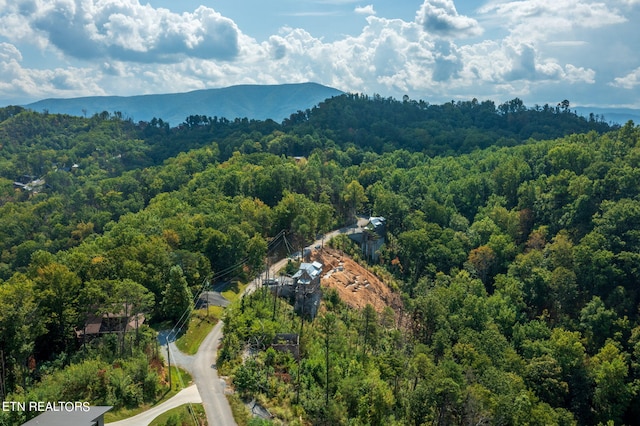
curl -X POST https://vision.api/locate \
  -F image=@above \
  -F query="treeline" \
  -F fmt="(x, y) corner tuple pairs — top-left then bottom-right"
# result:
(143, 94), (615, 160)
(1, 94), (614, 175)
(284, 94), (613, 155)
(0, 98), (633, 425)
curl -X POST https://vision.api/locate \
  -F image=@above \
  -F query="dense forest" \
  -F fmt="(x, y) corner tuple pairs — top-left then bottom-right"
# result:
(0, 94), (638, 425)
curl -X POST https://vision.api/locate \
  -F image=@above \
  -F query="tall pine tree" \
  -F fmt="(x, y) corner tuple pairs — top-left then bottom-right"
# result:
(161, 266), (193, 322)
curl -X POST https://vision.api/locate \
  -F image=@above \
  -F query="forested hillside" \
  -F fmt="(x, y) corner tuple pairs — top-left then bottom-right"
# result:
(0, 95), (638, 425)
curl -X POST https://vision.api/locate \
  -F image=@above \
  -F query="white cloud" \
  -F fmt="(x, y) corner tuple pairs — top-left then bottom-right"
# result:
(0, 0), (636, 108)
(564, 64), (595, 84)
(479, 0), (626, 43)
(431, 41), (462, 81)
(1, 0), (241, 62)
(0, 42), (105, 104)
(610, 67), (640, 89)
(0, 42), (22, 62)
(416, 0), (482, 38)
(354, 5), (376, 16)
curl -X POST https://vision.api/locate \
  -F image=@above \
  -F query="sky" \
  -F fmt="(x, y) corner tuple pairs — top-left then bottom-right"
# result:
(1, 0), (639, 108)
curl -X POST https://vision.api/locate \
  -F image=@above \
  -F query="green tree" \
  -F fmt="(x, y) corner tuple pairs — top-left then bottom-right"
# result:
(0, 273), (45, 394)
(359, 304), (378, 360)
(524, 354), (569, 406)
(467, 245), (495, 286)
(114, 279), (154, 345)
(589, 342), (634, 425)
(246, 234), (267, 273)
(342, 179), (368, 219)
(161, 266), (193, 322)
(579, 296), (618, 353)
(34, 262), (82, 353)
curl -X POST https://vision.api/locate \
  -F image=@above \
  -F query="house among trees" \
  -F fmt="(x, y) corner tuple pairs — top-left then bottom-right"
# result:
(75, 303), (145, 341)
(349, 216), (386, 261)
(13, 175), (45, 192)
(271, 261), (324, 319)
(292, 261), (323, 319)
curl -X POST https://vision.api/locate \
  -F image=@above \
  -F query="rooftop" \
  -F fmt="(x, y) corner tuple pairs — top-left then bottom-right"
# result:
(368, 216), (386, 228)
(21, 406), (112, 426)
(292, 261), (323, 284)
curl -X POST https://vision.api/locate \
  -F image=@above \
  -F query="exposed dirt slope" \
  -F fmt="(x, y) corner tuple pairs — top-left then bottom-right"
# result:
(312, 247), (403, 313)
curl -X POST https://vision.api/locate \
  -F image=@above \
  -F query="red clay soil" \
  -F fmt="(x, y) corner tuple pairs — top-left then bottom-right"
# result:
(312, 247), (403, 314)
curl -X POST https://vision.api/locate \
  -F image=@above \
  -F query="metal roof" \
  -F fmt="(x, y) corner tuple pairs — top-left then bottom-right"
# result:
(368, 216), (386, 227)
(21, 406), (112, 426)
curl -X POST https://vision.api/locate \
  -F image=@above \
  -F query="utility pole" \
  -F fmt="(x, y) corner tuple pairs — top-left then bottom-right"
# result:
(0, 350), (5, 401)
(166, 338), (172, 390)
(272, 275), (281, 321)
(264, 257), (270, 300)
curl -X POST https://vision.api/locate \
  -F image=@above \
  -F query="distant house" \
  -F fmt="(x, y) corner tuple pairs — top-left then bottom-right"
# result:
(349, 216), (386, 261)
(55, 163), (80, 172)
(13, 175), (45, 192)
(22, 406), (112, 426)
(368, 216), (386, 234)
(76, 304), (145, 341)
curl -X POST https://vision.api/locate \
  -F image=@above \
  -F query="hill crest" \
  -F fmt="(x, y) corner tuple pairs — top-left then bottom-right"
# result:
(25, 82), (344, 126)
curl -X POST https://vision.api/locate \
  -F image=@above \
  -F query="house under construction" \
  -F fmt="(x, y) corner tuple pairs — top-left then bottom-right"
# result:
(270, 261), (323, 320)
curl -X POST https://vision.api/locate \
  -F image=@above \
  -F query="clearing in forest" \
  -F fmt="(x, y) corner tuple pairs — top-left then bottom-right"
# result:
(311, 247), (403, 314)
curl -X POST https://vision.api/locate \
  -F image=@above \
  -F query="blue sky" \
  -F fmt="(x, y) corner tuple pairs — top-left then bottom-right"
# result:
(1, 0), (639, 109)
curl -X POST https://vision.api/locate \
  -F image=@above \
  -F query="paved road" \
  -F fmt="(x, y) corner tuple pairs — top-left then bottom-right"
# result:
(109, 217), (370, 426)
(107, 385), (202, 426)
(115, 321), (233, 426)
(157, 318), (234, 426)
(158, 330), (195, 371)
(192, 320), (235, 426)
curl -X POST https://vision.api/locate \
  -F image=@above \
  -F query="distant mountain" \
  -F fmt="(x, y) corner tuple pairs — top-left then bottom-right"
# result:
(573, 106), (640, 125)
(25, 82), (344, 126)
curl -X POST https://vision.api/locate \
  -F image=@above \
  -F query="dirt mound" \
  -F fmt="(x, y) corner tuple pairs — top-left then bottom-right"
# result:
(312, 248), (403, 313)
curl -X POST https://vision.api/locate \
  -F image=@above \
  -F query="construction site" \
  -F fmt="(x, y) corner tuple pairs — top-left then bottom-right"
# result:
(312, 247), (404, 315)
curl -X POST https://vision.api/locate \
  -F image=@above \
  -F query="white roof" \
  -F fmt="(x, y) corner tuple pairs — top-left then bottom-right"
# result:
(293, 262), (323, 283)
(369, 216), (385, 226)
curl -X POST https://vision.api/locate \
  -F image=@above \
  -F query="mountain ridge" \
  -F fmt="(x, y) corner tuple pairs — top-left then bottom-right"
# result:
(573, 106), (640, 126)
(22, 83), (640, 127)
(24, 82), (344, 126)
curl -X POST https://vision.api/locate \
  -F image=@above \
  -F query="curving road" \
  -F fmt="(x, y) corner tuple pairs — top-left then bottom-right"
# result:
(193, 218), (369, 425)
(106, 320), (233, 426)
(107, 385), (202, 426)
(195, 217), (369, 424)
(108, 217), (370, 426)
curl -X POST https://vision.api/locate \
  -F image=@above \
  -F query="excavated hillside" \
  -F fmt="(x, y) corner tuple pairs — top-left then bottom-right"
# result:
(311, 247), (403, 314)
